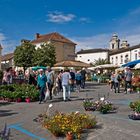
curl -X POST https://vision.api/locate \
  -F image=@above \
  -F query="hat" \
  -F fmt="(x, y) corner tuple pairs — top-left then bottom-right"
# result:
(39, 69), (43, 72)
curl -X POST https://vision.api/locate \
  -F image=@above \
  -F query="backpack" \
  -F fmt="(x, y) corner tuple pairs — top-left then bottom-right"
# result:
(117, 75), (121, 81)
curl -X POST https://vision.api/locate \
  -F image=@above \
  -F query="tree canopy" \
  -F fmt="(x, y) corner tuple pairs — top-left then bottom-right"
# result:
(92, 58), (110, 66)
(14, 42), (56, 69)
(33, 42), (56, 67)
(14, 42), (36, 70)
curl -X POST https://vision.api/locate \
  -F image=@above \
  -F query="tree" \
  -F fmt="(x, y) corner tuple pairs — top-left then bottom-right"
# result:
(14, 42), (36, 72)
(33, 43), (56, 67)
(92, 58), (110, 66)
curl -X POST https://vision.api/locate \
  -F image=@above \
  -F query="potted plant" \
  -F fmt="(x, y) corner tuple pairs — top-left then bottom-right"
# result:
(42, 112), (97, 139)
(129, 101), (140, 120)
(83, 99), (96, 111)
(136, 87), (140, 93)
(95, 99), (117, 114)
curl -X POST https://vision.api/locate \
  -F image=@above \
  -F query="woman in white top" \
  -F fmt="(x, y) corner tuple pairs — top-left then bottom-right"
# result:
(61, 69), (71, 101)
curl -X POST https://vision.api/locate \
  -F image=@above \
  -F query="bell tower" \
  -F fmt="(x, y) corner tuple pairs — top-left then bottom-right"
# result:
(0, 44), (2, 70)
(109, 33), (120, 50)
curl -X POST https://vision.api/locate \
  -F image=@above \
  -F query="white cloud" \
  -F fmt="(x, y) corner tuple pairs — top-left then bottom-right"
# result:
(71, 32), (140, 52)
(2, 40), (18, 54)
(0, 32), (18, 54)
(79, 17), (91, 23)
(0, 33), (6, 42)
(70, 6), (140, 52)
(71, 33), (111, 51)
(126, 34), (140, 46)
(47, 11), (76, 23)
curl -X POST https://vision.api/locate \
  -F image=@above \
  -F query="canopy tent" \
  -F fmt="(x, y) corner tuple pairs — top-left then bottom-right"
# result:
(88, 64), (119, 70)
(32, 66), (47, 71)
(51, 67), (64, 71)
(122, 59), (140, 68)
(54, 60), (90, 67)
(134, 63), (140, 69)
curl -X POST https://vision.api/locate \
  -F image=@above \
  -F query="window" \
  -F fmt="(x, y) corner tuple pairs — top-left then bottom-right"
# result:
(125, 54), (129, 63)
(111, 57), (114, 64)
(120, 55), (123, 64)
(112, 44), (114, 49)
(116, 56), (118, 65)
(135, 53), (138, 60)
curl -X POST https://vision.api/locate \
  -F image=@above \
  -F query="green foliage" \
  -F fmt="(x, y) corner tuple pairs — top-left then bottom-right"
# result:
(43, 112), (97, 138)
(129, 101), (140, 112)
(83, 100), (95, 109)
(0, 84), (39, 101)
(98, 104), (112, 114)
(33, 42), (56, 67)
(92, 58), (110, 66)
(14, 42), (36, 69)
(0, 70), (3, 81)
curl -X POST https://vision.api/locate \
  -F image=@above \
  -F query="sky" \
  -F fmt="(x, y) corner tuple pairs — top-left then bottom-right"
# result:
(1, 0), (140, 54)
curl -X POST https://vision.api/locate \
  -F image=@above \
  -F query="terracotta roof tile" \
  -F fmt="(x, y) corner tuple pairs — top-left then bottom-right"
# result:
(31, 32), (76, 45)
(1, 53), (14, 61)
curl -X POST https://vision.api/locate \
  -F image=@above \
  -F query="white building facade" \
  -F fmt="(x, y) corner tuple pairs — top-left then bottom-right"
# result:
(109, 34), (140, 66)
(76, 49), (109, 64)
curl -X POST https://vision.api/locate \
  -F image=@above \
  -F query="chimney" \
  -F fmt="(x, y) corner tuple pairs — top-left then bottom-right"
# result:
(35, 33), (40, 39)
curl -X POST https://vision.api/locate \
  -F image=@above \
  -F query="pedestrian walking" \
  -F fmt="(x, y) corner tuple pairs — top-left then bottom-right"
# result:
(80, 68), (86, 88)
(46, 67), (54, 100)
(69, 69), (75, 92)
(114, 71), (121, 93)
(61, 68), (71, 102)
(37, 69), (47, 104)
(110, 72), (115, 91)
(75, 70), (82, 93)
(124, 67), (132, 94)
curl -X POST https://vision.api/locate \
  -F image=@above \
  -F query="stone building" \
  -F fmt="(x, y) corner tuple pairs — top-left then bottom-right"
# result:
(31, 32), (76, 62)
(1, 53), (14, 70)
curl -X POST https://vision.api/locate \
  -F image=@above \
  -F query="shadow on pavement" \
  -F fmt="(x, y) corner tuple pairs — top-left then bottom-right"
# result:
(80, 123), (103, 140)
(0, 102), (13, 107)
(0, 109), (18, 117)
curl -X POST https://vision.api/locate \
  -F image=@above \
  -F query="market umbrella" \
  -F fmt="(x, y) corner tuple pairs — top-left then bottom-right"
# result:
(54, 60), (90, 67)
(32, 66), (47, 71)
(122, 59), (140, 68)
(134, 63), (140, 69)
(88, 64), (119, 70)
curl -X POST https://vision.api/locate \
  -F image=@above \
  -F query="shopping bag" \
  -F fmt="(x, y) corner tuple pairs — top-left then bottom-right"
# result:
(45, 89), (50, 100)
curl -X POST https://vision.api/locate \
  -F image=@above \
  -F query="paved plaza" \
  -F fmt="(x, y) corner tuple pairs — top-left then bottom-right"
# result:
(0, 82), (140, 140)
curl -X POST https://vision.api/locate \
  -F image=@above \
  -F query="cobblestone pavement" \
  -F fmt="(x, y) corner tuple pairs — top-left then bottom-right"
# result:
(0, 82), (140, 140)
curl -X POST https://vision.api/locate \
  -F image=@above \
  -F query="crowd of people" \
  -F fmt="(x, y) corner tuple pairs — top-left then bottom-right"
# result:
(2, 65), (138, 104)
(36, 67), (87, 104)
(1, 67), (87, 104)
(110, 67), (133, 94)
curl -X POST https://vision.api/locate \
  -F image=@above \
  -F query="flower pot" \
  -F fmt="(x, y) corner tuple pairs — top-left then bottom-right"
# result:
(66, 133), (73, 140)
(8, 98), (13, 102)
(85, 125), (93, 129)
(25, 98), (30, 103)
(16, 98), (22, 103)
(84, 107), (96, 111)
